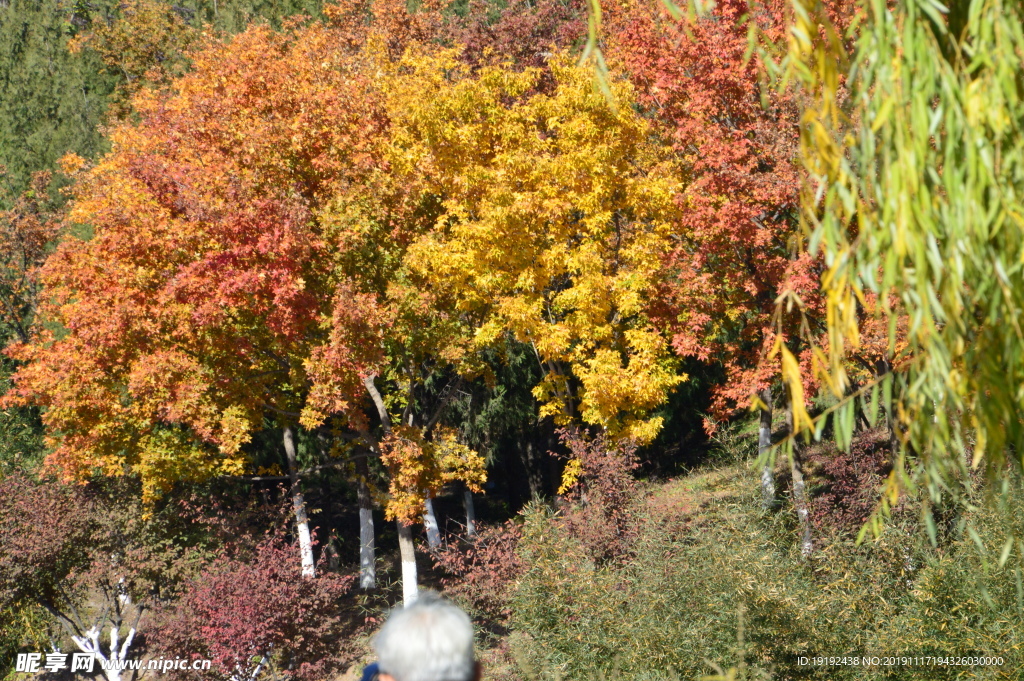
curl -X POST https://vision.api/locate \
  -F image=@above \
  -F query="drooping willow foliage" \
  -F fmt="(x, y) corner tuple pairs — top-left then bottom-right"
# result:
(777, 0), (1024, 536)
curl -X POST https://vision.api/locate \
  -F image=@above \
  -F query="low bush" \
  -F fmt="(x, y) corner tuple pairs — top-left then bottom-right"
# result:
(556, 430), (643, 564)
(150, 533), (355, 681)
(506, 460), (1024, 680)
(433, 519), (525, 626)
(806, 427), (894, 537)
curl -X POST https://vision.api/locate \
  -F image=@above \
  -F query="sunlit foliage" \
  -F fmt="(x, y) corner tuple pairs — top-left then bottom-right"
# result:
(776, 0), (1024, 523)
(391, 49), (685, 443)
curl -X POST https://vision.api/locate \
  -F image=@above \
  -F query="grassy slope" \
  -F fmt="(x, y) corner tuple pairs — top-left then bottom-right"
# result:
(502, 447), (1024, 681)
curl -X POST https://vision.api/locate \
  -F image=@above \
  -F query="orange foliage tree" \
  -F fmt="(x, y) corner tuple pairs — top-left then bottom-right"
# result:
(3, 22), (394, 580)
(2, 5), (490, 590)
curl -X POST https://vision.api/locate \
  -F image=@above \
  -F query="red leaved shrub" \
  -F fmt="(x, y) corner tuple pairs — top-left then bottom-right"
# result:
(557, 429), (643, 564)
(433, 520), (524, 624)
(441, 0), (585, 71)
(433, 431), (644, 624)
(0, 473), (93, 610)
(149, 533), (354, 681)
(808, 427), (893, 537)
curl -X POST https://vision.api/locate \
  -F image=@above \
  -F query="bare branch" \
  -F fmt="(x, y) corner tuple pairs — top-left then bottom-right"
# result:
(363, 374), (392, 433)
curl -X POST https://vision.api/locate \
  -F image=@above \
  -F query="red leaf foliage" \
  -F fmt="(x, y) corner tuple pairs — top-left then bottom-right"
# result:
(433, 520), (524, 623)
(0, 473), (93, 609)
(807, 427), (893, 537)
(556, 429), (642, 563)
(2, 21), (395, 494)
(606, 0), (846, 424)
(149, 533), (355, 681)
(441, 0), (585, 71)
(0, 171), (62, 344)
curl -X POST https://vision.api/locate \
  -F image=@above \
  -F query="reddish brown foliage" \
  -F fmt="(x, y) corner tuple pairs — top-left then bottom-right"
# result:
(0, 171), (62, 344)
(150, 533), (355, 681)
(807, 428), (893, 537)
(0, 473), (93, 610)
(557, 429), (643, 563)
(432, 520), (524, 623)
(441, 0), (585, 70)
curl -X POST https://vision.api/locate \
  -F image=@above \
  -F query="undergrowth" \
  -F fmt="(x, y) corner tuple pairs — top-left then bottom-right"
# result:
(469, 427), (1024, 680)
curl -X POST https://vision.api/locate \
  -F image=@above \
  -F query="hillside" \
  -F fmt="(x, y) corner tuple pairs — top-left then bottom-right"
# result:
(425, 434), (1024, 680)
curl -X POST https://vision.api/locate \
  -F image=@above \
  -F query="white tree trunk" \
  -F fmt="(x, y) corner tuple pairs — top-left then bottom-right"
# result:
(758, 387), (775, 509)
(70, 622), (135, 681)
(397, 520), (418, 606)
(423, 496), (441, 550)
(463, 486), (476, 538)
(785, 396), (814, 558)
(357, 474), (376, 589)
(283, 425), (316, 578)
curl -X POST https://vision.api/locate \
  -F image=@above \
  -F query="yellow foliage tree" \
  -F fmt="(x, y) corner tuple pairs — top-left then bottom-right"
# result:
(383, 49), (686, 444)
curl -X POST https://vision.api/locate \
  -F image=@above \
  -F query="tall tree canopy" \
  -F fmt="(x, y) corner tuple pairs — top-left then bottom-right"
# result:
(2, 21), (388, 499)
(389, 48), (685, 443)
(4, 0), (692, 498)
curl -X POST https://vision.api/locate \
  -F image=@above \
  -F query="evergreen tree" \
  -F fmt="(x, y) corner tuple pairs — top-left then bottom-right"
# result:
(0, 0), (116, 202)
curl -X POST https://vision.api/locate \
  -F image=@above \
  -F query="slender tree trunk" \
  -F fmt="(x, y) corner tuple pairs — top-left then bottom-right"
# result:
(522, 435), (542, 499)
(785, 396), (814, 558)
(423, 495), (441, 550)
(364, 374), (423, 599)
(758, 386), (775, 509)
(356, 457), (376, 589)
(463, 484), (477, 538)
(283, 425), (316, 578)
(397, 520), (418, 606)
(876, 357), (900, 454)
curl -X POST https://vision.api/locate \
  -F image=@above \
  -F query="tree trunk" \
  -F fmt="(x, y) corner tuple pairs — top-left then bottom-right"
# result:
(785, 396), (814, 558)
(423, 496), (441, 550)
(463, 484), (477, 538)
(363, 375), (425, 600)
(522, 435), (543, 499)
(356, 457), (376, 589)
(69, 620), (138, 681)
(397, 520), (418, 606)
(283, 425), (316, 578)
(758, 386), (776, 509)
(876, 357), (900, 455)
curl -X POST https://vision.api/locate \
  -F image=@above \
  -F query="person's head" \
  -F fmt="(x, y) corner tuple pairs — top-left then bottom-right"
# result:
(372, 592), (478, 681)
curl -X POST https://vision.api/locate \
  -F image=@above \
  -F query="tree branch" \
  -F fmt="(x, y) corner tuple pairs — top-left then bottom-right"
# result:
(226, 452), (373, 482)
(363, 374), (392, 433)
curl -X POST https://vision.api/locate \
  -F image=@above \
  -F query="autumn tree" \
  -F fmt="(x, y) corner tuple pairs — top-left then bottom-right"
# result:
(0, 170), (61, 345)
(388, 48), (686, 448)
(3, 8), (489, 596)
(439, 0), (585, 72)
(2, 22), (389, 577)
(599, 0), (855, 551)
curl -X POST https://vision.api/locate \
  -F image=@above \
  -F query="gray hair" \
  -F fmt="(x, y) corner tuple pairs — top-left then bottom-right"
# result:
(373, 592), (475, 681)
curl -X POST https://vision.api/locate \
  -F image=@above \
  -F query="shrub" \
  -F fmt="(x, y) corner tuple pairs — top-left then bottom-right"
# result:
(506, 465), (939, 680)
(0, 473), (93, 611)
(433, 519), (524, 626)
(864, 484), (1024, 679)
(149, 533), (355, 681)
(556, 429), (643, 564)
(806, 427), (894, 537)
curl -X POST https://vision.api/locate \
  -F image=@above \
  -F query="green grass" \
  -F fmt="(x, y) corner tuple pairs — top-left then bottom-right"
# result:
(504, 451), (1024, 680)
